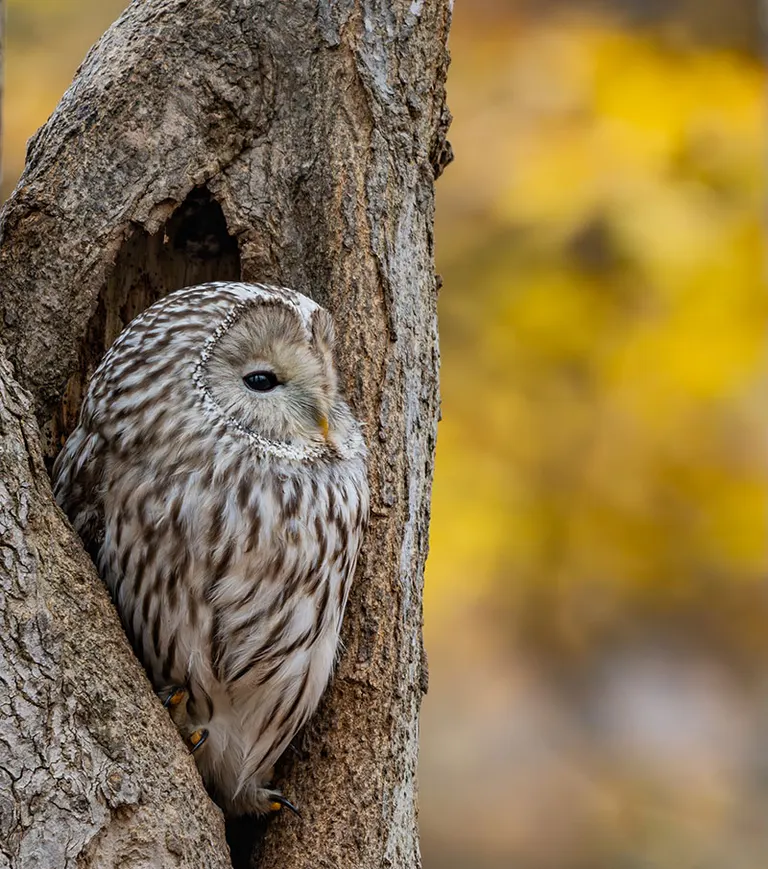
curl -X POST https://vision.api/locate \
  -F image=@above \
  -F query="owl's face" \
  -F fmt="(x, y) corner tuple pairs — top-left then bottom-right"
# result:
(204, 300), (342, 448)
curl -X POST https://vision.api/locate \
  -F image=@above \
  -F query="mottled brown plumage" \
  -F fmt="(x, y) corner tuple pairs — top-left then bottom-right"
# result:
(53, 283), (369, 815)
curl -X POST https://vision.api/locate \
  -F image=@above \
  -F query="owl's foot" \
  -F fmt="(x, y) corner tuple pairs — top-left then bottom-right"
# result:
(161, 685), (191, 730)
(160, 686), (206, 754)
(187, 728), (209, 754)
(268, 793), (300, 816)
(223, 783), (300, 818)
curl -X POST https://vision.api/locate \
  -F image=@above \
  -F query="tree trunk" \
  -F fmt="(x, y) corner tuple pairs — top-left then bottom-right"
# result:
(0, 2), (451, 868)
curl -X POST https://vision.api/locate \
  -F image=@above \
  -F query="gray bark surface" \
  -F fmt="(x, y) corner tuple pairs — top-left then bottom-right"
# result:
(0, 1), (451, 867)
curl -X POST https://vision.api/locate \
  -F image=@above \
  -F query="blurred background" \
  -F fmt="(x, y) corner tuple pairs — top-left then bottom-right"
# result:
(5, 1), (765, 867)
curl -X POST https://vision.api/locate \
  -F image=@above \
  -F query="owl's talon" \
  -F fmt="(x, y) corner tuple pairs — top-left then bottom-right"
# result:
(269, 794), (300, 816)
(188, 728), (209, 754)
(163, 686), (188, 708)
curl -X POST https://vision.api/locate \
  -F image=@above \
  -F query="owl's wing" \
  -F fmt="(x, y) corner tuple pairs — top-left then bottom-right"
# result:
(52, 425), (107, 563)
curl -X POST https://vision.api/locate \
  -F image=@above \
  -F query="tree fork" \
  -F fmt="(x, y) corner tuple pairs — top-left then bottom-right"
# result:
(0, 1), (451, 867)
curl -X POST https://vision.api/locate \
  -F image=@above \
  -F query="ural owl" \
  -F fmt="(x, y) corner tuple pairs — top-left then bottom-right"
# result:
(53, 282), (369, 815)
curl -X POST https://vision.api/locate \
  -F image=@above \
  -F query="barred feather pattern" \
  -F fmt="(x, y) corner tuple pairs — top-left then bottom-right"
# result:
(53, 282), (369, 815)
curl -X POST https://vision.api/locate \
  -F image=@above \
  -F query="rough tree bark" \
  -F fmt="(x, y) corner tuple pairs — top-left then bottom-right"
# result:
(0, 2), (451, 868)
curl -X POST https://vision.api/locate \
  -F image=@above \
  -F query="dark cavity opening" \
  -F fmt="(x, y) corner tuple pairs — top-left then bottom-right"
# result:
(42, 186), (241, 467)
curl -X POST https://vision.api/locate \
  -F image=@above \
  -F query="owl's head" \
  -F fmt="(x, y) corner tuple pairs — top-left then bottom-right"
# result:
(202, 295), (352, 452)
(83, 283), (364, 463)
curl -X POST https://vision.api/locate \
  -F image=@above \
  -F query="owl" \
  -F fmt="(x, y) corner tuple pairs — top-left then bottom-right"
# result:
(52, 282), (369, 816)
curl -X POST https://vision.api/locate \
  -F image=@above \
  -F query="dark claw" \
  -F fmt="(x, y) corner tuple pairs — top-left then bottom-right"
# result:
(189, 729), (209, 754)
(271, 794), (301, 816)
(163, 686), (187, 708)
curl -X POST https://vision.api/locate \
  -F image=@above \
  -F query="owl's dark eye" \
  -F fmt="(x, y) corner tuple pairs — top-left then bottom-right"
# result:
(243, 371), (280, 392)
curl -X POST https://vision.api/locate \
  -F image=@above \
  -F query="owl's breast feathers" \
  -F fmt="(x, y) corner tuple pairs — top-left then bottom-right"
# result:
(103, 447), (367, 808)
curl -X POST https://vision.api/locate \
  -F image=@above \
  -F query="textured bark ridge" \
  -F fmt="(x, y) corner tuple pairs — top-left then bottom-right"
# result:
(0, 1), (451, 867)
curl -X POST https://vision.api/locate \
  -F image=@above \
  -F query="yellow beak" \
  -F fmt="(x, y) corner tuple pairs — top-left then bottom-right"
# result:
(318, 414), (330, 442)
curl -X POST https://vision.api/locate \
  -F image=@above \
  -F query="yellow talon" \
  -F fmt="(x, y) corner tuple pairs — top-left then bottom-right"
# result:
(165, 687), (187, 707)
(268, 794), (300, 816)
(187, 729), (209, 753)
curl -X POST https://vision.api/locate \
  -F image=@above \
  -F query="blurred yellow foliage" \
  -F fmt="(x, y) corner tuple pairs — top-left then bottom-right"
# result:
(430, 20), (766, 659)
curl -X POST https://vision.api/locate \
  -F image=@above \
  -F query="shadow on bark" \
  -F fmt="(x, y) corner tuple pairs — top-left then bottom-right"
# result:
(42, 186), (242, 468)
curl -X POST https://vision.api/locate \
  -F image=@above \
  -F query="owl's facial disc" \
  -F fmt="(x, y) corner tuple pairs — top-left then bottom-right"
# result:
(205, 303), (337, 448)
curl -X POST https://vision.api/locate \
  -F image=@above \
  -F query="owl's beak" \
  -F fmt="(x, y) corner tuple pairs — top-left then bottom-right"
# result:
(318, 414), (330, 442)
